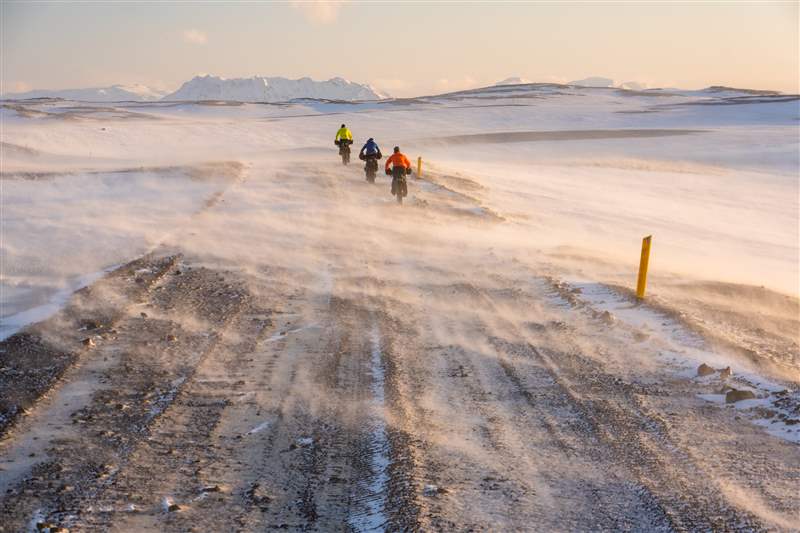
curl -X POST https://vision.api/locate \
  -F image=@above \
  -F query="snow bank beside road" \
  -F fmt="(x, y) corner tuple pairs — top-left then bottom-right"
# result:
(0, 164), (241, 328)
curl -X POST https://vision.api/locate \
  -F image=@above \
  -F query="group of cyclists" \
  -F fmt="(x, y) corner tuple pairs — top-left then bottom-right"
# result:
(334, 124), (412, 204)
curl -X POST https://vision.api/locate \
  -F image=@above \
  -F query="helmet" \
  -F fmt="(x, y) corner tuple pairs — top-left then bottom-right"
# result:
(368, 137), (374, 142)
(393, 146), (400, 153)
(341, 124), (346, 128)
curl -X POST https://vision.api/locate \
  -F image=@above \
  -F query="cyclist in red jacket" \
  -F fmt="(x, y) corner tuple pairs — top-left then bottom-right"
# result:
(385, 146), (412, 201)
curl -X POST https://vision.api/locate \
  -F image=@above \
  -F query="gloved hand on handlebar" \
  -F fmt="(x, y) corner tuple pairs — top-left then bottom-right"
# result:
(385, 169), (391, 176)
(405, 167), (412, 175)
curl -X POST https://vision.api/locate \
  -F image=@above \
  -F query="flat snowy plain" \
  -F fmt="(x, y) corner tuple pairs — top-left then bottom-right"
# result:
(1, 84), (798, 531)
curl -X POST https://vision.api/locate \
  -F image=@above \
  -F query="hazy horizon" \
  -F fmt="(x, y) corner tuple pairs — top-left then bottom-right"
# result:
(2, 1), (798, 97)
(3, 72), (796, 100)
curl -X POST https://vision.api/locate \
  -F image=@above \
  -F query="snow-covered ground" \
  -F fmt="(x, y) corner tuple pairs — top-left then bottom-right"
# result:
(2, 85), (797, 362)
(3, 84), (797, 315)
(4, 84), (797, 394)
(1, 83), (798, 530)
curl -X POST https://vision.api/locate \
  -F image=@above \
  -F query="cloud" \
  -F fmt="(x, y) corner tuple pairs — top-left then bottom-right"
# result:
(182, 29), (207, 45)
(291, 0), (346, 25)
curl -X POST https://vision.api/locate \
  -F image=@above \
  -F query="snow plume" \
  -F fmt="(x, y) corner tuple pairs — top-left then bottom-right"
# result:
(3, 90), (797, 375)
(291, 0), (347, 25)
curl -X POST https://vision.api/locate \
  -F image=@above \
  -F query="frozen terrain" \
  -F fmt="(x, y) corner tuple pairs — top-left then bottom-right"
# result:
(0, 83), (798, 531)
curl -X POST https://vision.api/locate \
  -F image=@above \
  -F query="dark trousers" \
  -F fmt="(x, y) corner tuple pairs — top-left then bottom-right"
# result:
(391, 167), (408, 197)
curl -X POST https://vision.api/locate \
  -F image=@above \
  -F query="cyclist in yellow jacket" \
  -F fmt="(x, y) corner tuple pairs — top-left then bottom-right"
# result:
(334, 124), (353, 144)
(334, 124), (354, 165)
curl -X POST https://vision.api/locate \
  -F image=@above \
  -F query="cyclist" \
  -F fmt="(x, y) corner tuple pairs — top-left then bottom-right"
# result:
(385, 146), (412, 201)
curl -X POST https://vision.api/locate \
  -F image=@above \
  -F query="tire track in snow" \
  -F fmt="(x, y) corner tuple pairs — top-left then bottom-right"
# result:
(347, 320), (390, 532)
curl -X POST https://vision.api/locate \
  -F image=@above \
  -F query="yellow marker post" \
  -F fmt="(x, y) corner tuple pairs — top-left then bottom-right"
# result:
(417, 156), (423, 179)
(636, 235), (652, 299)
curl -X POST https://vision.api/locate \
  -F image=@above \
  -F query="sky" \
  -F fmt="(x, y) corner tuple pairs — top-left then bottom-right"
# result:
(1, 1), (798, 97)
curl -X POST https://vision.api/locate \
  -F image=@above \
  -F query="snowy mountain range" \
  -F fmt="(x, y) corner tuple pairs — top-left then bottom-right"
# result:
(568, 77), (648, 90)
(493, 76), (648, 91)
(164, 75), (387, 102)
(568, 76), (616, 88)
(6, 74), (782, 103)
(3, 75), (388, 103)
(2, 84), (169, 102)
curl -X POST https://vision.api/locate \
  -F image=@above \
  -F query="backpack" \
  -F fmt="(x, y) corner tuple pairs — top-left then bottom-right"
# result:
(364, 140), (379, 155)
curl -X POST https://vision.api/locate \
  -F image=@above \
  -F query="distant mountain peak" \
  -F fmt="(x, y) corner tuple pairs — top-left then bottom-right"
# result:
(568, 76), (615, 88)
(163, 75), (387, 102)
(2, 84), (168, 102)
(618, 81), (647, 91)
(495, 77), (532, 86)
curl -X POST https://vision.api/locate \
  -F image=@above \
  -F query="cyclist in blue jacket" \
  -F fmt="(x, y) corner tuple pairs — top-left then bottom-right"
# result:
(359, 138), (382, 160)
(359, 138), (383, 183)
